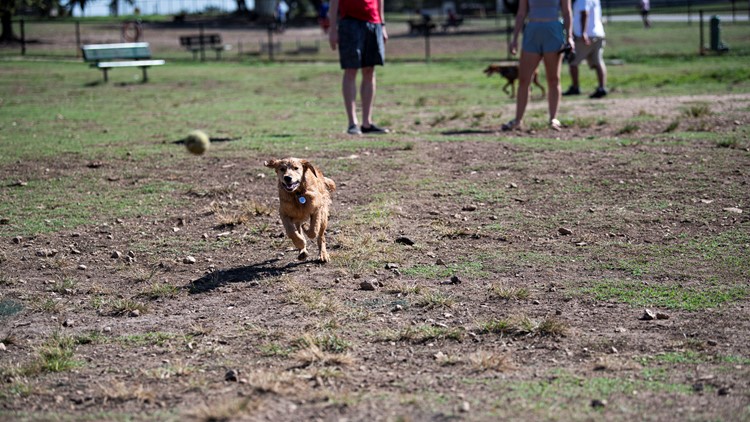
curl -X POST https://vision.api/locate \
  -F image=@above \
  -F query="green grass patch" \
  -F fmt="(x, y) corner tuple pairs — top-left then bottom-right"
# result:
(0, 176), (187, 237)
(490, 370), (694, 416)
(402, 260), (488, 279)
(581, 280), (748, 311)
(373, 325), (464, 344)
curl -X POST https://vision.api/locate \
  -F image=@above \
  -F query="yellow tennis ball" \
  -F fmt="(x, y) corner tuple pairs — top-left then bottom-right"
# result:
(185, 130), (210, 155)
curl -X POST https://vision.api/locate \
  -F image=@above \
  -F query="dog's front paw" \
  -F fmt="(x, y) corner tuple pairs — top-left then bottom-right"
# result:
(319, 250), (330, 263)
(297, 249), (309, 261)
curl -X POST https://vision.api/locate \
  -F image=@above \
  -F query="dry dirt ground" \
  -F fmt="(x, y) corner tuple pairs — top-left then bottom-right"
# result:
(1, 84), (750, 420)
(0, 17), (750, 421)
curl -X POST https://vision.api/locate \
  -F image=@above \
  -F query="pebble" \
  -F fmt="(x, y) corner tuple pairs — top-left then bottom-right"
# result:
(459, 401), (471, 413)
(62, 318), (74, 327)
(395, 236), (415, 246)
(591, 399), (607, 408)
(183, 256), (196, 264)
(0, 343), (6, 351)
(36, 248), (58, 257)
(640, 309), (656, 320)
(462, 205), (477, 212)
(225, 369), (239, 382)
(359, 280), (378, 291)
(655, 312), (670, 320)
(558, 227), (573, 236)
(111, 250), (122, 259)
(723, 207), (743, 214)
(77, 264), (87, 270)
(129, 309), (141, 317)
(12, 236), (22, 244)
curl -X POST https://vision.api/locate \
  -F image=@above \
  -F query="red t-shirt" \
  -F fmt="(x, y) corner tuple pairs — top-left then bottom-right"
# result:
(338, 0), (382, 23)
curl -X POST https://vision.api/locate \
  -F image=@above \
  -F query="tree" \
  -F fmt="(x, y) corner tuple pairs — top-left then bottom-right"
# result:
(0, 0), (36, 42)
(1, 0), (70, 42)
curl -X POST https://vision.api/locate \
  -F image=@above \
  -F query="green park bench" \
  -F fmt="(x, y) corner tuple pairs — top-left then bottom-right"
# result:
(81, 42), (165, 83)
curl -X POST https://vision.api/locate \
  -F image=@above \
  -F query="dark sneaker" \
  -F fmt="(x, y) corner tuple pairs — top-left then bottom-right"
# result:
(589, 88), (608, 99)
(562, 86), (581, 96)
(347, 124), (362, 135)
(361, 124), (389, 134)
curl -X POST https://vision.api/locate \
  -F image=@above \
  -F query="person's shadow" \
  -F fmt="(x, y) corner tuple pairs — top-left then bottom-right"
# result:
(186, 258), (305, 294)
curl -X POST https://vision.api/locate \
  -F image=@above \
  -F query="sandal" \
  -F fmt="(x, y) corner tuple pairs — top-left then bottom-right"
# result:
(549, 118), (562, 131)
(501, 119), (520, 132)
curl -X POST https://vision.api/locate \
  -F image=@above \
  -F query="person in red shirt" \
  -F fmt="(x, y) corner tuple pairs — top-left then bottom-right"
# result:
(328, 0), (389, 135)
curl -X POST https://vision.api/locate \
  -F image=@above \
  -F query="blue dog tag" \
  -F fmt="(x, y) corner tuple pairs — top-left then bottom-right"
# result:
(298, 196), (306, 204)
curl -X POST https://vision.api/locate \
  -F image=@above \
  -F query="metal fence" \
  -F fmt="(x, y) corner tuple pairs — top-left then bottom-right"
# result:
(3, 1), (748, 62)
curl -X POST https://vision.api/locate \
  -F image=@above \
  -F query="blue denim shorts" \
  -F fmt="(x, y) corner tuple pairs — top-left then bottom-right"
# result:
(522, 20), (565, 54)
(338, 18), (385, 69)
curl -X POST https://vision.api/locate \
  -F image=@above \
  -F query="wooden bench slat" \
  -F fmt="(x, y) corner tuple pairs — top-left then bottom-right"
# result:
(96, 60), (165, 69)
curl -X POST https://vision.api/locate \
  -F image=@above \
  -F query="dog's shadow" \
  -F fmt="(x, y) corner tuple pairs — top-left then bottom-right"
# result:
(186, 258), (305, 294)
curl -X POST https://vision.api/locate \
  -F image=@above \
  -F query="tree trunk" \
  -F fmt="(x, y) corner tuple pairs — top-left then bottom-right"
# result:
(235, 0), (248, 13)
(0, 11), (14, 42)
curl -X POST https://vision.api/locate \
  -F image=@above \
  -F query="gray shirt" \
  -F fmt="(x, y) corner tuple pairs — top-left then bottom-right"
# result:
(528, 0), (560, 20)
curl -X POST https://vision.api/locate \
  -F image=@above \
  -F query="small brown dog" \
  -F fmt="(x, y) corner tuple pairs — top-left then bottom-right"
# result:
(483, 62), (546, 99)
(264, 158), (336, 263)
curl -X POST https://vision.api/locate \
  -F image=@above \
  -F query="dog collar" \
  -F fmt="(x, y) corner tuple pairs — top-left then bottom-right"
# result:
(297, 194), (306, 204)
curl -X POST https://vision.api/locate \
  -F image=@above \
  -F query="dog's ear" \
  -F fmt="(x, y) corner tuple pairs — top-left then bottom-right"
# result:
(301, 160), (318, 177)
(264, 159), (279, 169)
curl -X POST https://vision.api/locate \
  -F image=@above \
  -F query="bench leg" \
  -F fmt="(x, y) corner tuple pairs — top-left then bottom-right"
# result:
(142, 67), (148, 83)
(102, 68), (108, 82)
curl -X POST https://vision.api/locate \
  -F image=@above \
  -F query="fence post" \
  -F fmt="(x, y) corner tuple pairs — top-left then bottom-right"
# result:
(267, 25), (274, 61)
(199, 23), (205, 62)
(687, 0), (691, 25)
(699, 10), (705, 55)
(424, 28), (431, 63)
(731, 0), (736, 22)
(75, 21), (81, 57)
(18, 19), (25, 55)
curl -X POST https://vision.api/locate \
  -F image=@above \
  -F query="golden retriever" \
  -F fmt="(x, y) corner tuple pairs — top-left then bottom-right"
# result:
(264, 158), (336, 263)
(483, 62), (546, 99)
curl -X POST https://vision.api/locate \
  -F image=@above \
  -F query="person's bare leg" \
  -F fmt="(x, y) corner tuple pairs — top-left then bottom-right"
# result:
(514, 52), (543, 126)
(569, 64), (580, 89)
(542, 51), (563, 121)
(343, 68), (359, 127)
(595, 62), (607, 90)
(360, 66), (376, 128)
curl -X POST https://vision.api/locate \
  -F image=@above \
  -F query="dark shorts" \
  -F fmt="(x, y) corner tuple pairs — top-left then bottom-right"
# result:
(338, 17), (385, 69)
(522, 20), (565, 55)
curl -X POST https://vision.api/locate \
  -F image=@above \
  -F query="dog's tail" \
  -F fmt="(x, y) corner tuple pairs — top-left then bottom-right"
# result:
(324, 177), (336, 193)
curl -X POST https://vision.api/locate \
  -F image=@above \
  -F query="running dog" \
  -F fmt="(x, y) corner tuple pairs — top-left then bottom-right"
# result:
(264, 158), (336, 263)
(483, 62), (546, 99)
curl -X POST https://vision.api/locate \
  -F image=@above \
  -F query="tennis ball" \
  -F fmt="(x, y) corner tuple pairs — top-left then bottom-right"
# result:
(185, 130), (210, 155)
